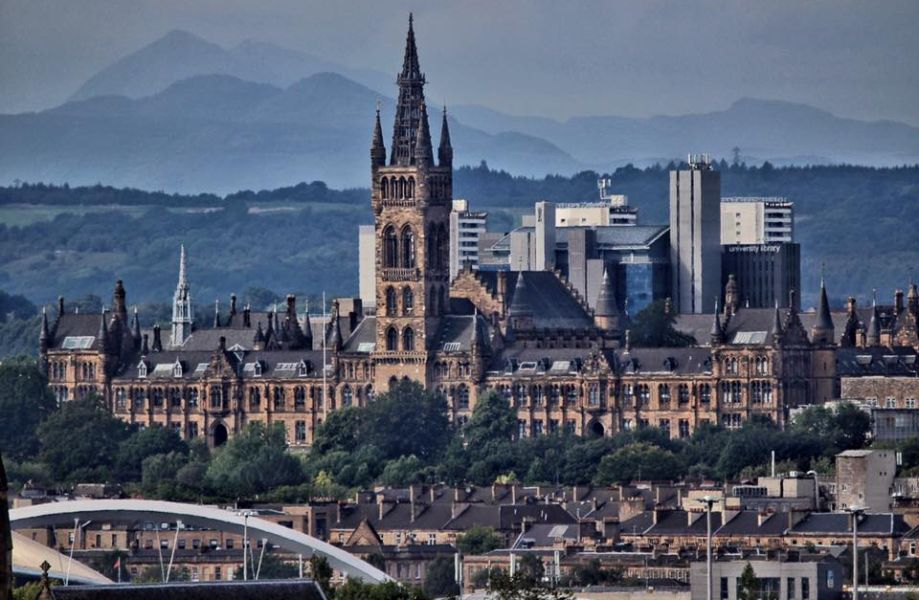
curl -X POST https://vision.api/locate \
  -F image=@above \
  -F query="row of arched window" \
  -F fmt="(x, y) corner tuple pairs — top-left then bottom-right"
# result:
(385, 326), (415, 352)
(384, 285), (447, 316)
(380, 176), (416, 200)
(113, 384), (376, 412)
(722, 356), (771, 375)
(49, 361), (67, 381)
(381, 223), (449, 271)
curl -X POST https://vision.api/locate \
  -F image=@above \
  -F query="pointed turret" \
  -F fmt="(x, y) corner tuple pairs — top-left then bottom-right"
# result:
(39, 307), (50, 353)
(213, 299), (221, 328)
(132, 306), (142, 350)
(593, 266), (621, 332)
(812, 277), (835, 345)
(414, 102), (433, 167)
(770, 299), (783, 345)
(867, 297), (881, 346)
(371, 106), (387, 168)
(390, 14), (428, 166)
(113, 279), (128, 322)
(152, 323), (163, 352)
(438, 106), (453, 168)
(710, 298), (725, 346)
(841, 297), (859, 347)
(328, 300), (343, 351)
(98, 308), (110, 353)
(507, 272), (535, 333)
(253, 322), (265, 351)
(302, 303), (313, 351)
(724, 274), (739, 316)
(171, 244), (193, 347)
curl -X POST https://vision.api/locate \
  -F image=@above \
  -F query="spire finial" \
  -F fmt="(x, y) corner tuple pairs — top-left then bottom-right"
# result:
(178, 244), (187, 287)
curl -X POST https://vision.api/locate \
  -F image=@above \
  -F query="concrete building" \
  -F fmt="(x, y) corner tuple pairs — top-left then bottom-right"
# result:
(359, 224), (376, 309)
(721, 197), (795, 244)
(721, 242), (801, 309)
(670, 155), (722, 314)
(835, 449), (896, 512)
(555, 178), (637, 227)
(690, 555), (843, 600)
(448, 199), (487, 280)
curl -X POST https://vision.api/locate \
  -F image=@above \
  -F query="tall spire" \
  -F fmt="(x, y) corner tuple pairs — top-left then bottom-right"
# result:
(178, 244), (188, 291)
(438, 105), (453, 167)
(132, 306), (141, 348)
(390, 14), (428, 166)
(39, 307), (50, 353)
(303, 301), (313, 351)
(770, 298), (783, 344)
(371, 103), (386, 167)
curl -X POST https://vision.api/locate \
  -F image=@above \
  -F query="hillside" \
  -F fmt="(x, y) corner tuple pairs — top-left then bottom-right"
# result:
(0, 164), (916, 314)
(0, 73), (582, 192)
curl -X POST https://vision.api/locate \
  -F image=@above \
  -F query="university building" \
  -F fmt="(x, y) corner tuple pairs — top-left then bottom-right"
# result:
(37, 18), (919, 449)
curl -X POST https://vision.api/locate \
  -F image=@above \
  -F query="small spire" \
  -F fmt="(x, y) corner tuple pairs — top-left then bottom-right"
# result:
(438, 104), (453, 167)
(508, 272), (534, 316)
(327, 300), (343, 351)
(178, 244), (187, 289)
(710, 297), (725, 345)
(414, 101), (433, 166)
(132, 306), (141, 344)
(254, 321), (265, 347)
(39, 306), (50, 351)
(371, 103), (387, 167)
(771, 298), (783, 342)
(867, 295), (881, 346)
(98, 308), (109, 352)
(594, 266), (619, 317)
(213, 299), (221, 328)
(303, 301), (313, 350)
(814, 276), (834, 334)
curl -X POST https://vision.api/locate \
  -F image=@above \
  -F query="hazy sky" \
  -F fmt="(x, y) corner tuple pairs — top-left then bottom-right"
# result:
(1, 0), (917, 124)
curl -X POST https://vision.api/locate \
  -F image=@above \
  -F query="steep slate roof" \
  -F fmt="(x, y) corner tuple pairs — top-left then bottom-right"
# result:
(513, 523), (579, 549)
(432, 314), (491, 354)
(644, 510), (723, 535)
(716, 512), (787, 537)
(611, 347), (713, 376)
(836, 347), (919, 377)
(46, 314), (104, 350)
(790, 513), (909, 535)
(475, 271), (593, 330)
(49, 580), (326, 600)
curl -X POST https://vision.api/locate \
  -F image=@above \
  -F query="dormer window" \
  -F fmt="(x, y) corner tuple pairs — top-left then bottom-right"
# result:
(298, 360), (309, 377)
(173, 360), (183, 378)
(138, 361), (148, 378)
(254, 361), (263, 377)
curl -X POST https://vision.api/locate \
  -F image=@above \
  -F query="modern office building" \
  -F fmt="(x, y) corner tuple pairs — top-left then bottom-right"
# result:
(670, 155), (722, 314)
(721, 197), (794, 244)
(835, 449), (896, 512)
(690, 555), (843, 600)
(555, 178), (637, 227)
(721, 242), (801, 309)
(448, 199), (487, 280)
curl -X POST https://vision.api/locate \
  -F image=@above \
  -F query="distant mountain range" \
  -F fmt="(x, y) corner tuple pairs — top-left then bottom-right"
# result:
(1, 29), (918, 192)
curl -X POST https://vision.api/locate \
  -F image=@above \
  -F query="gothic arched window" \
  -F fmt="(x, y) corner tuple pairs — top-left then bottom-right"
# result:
(437, 224), (448, 270)
(407, 177), (415, 198)
(380, 176), (389, 199)
(383, 226), (398, 268)
(402, 327), (415, 351)
(386, 287), (397, 316)
(400, 226), (415, 268)
(342, 385), (353, 407)
(402, 287), (414, 315)
(386, 327), (398, 351)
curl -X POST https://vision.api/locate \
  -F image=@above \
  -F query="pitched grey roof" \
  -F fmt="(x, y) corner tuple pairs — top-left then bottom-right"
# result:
(790, 513), (909, 535)
(612, 347), (713, 376)
(836, 347), (919, 377)
(477, 271), (593, 330)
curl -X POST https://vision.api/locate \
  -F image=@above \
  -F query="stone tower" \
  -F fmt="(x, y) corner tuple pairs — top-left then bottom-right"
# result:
(371, 15), (452, 390)
(170, 245), (193, 348)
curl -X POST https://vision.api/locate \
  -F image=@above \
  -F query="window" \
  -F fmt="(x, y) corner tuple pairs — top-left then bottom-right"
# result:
(386, 287), (397, 315)
(802, 578), (810, 600)
(402, 287), (414, 315)
(678, 419), (690, 438)
(383, 226), (398, 267)
(295, 420), (307, 444)
(678, 384), (690, 404)
(400, 226), (415, 268)
(699, 384), (711, 403)
(588, 384), (600, 406)
(457, 385), (470, 410)
(788, 577), (795, 600)
(637, 384), (650, 406)
(386, 327), (398, 351)
(659, 419), (671, 437)
(188, 422), (198, 438)
(533, 420), (543, 436)
(402, 327), (415, 352)
(720, 577), (729, 600)
(342, 385), (353, 407)
(658, 384), (671, 405)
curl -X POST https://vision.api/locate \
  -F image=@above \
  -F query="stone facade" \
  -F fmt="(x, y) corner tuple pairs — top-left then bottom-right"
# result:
(38, 17), (919, 450)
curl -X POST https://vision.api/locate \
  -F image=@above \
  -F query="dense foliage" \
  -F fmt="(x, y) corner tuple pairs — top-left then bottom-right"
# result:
(0, 162), (916, 320)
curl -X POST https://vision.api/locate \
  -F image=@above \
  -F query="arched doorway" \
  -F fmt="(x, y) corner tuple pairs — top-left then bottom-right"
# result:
(212, 423), (228, 447)
(588, 420), (604, 438)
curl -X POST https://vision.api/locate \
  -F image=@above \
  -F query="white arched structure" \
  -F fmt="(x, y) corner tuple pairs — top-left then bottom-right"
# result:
(10, 499), (390, 583)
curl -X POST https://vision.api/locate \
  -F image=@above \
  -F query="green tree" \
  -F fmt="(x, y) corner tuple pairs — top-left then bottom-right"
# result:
(335, 580), (429, 600)
(309, 555), (333, 596)
(379, 455), (426, 486)
(0, 359), (56, 461)
(37, 394), (130, 482)
(792, 402), (871, 454)
(464, 390), (517, 447)
(628, 300), (696, 347)
(593, 443), (684, 484)
(363, 381), (450, 461)
(116, 426), (188, 481)
(487, 569), (573, 600)
(141, 451), (191, 497)
(457, 525), (504, 555)
(311, 406), (363, 453)
(205, 422), (304, 497)
(423, 555), (460, 598)
(737, 563), (760, 600)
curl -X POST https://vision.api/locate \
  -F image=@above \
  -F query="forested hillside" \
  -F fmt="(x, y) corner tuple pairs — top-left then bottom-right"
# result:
(0, 161), (916, 359)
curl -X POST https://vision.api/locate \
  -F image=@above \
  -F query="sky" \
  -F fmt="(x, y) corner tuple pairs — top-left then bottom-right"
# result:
(1, 0), (918, 125)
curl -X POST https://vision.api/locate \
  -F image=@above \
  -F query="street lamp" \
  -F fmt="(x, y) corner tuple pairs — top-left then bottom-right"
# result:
(844, 505), (866, 600)
(236, 510), (256, 581)
(697, 495), (717, 600)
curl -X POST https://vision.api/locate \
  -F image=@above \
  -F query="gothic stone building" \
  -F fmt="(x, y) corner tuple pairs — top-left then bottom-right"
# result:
(38, 17), (916, 449)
